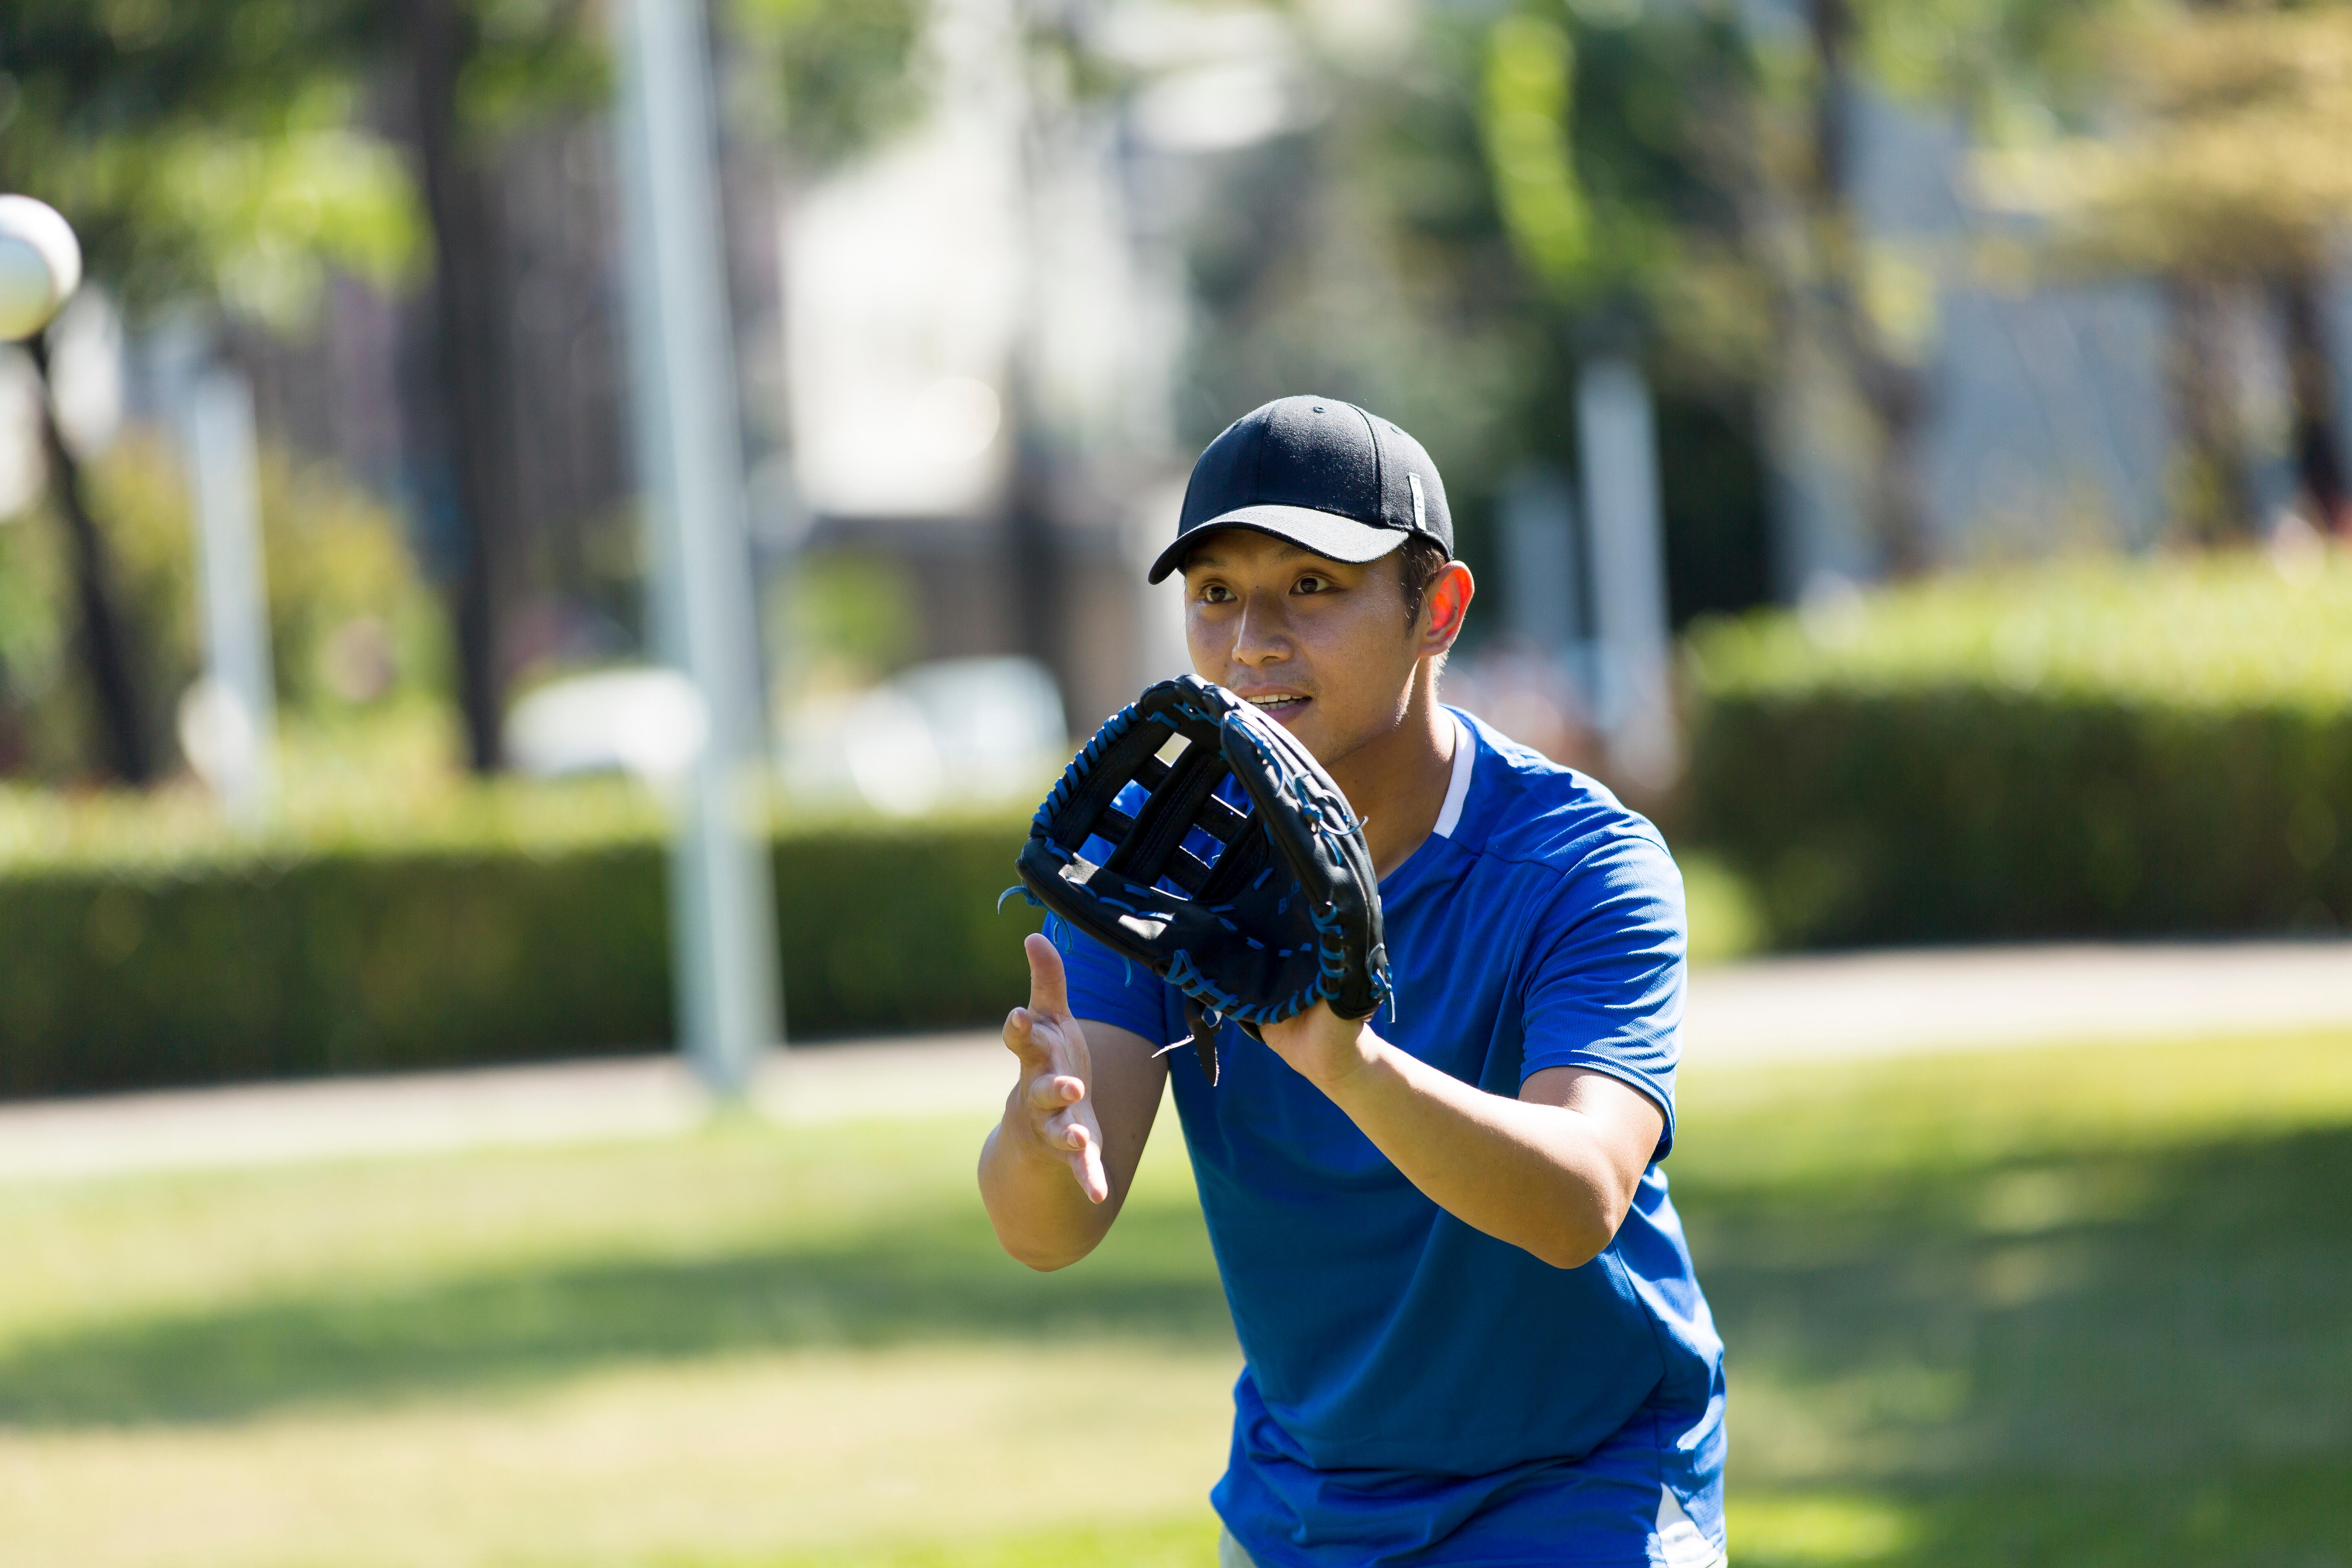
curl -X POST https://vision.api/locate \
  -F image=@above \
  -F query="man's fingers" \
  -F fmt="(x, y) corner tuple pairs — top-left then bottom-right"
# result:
(1007, 933), (1103, 1203)
(1062, 1120), (1110, 1205)
(1024, 931), (1073, 1021)
(1002, 1004), (1060, 1072)
(1038, 1101), (1108, 1204)
(1027, 1071), (1085, 1114)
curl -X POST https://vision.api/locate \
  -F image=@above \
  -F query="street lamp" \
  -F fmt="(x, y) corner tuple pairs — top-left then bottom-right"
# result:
(0, 196), (81, 342)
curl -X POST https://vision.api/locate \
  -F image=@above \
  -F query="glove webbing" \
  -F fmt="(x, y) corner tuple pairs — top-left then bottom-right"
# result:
(1043, 720), (1266, 905)
(1039, 716), (1273, 1084)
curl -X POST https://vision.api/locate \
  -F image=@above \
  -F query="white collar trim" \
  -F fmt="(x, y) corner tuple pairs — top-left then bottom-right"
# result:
(1433, 712), (1475, 840)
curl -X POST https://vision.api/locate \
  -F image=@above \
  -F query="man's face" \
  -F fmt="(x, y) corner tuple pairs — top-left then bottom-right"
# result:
(1180, 529), (1422, 768)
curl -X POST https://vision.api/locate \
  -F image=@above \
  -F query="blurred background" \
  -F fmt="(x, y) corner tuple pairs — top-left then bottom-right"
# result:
(1, 0), (2349, 1564)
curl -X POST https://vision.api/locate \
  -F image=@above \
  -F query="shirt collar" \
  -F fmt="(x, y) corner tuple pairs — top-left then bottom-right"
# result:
(1432, 710), (1475, 840)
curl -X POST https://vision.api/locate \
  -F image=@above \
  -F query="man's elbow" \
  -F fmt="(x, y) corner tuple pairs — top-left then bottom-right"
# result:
(1524, 1193), (1633, 1270)
(1525, 1227), (1609, 1271)
(987, 1209), (1110, 1272)
(1000, 1235), (1091, 1272)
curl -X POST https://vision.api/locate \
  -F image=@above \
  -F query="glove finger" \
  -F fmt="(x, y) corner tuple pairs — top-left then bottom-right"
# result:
(1218, 702), (1387, 1021)
(1221, 712), (1350, 904)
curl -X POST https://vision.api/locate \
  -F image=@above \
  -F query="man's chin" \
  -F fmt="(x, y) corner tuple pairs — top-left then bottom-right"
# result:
(1275, 708), (1349, 770)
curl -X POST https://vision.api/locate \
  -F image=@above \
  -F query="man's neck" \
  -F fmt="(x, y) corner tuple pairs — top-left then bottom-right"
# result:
(1325, 672), (1457, 881)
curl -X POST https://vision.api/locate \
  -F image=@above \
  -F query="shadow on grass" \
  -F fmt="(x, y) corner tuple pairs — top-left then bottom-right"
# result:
(0, 1199), (1231, 1428)
(5, 1102), (2350, 1568)
(1685, 1123), (2352, 1482)
(1731, 1459), (2352, 1568)
(1685, 1122), (2352, 1563)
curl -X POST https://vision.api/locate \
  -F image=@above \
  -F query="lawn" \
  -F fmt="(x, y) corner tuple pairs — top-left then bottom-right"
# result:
(2, 1031), (2348, 1567)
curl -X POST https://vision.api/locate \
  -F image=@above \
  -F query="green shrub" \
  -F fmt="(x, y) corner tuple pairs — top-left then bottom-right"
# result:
(0, 434), (442, 780)
(0, 810), (1042, 1098)
(1684, 551), (2352, 947)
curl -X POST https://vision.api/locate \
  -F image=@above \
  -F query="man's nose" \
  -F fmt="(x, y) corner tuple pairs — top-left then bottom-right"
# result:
(1230, 592), (1292, 665)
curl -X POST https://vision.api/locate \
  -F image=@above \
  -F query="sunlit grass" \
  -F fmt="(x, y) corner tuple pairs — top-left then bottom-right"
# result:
(2, 1348), (1234, 1568)
(2, 1032), (2348, 1565)
(1729, 1494), (1918, 1564)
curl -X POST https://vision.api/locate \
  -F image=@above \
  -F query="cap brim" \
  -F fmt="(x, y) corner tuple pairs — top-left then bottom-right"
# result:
(1146, 505), (1412, 584)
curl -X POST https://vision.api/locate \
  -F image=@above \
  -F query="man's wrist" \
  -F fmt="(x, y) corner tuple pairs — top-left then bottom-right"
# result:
(1312, 1030), (1407, 1108)
(990, 1101), (1061, 1174)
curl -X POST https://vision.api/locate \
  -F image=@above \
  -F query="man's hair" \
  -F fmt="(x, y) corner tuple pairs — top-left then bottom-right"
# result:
(1396, 536), (1451, 630)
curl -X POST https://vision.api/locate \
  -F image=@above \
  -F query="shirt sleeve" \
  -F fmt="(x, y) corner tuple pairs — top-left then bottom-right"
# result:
(1517, 828), (1688, 1160)
(1051, 915), (1174, 1047)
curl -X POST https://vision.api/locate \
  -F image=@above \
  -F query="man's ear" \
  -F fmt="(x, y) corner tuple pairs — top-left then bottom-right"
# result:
(1418, 562), (1475, 657)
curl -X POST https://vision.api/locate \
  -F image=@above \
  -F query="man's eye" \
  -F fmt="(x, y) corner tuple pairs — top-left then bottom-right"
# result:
(1294, 576), (1331, 594)
(1198, 584), (1234, 604)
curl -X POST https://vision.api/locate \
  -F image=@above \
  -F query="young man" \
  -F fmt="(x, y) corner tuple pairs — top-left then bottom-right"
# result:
(978, 396), (1727, 1567)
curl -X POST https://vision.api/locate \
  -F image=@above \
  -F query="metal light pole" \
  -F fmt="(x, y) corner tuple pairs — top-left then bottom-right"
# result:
(183, 366), (278, 822)
(611, 0), (782, 1095)
(1578, 356), (1680, 790)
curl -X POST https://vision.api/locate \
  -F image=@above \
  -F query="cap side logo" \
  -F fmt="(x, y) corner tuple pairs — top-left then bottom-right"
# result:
(1408, 472), (1425, 532)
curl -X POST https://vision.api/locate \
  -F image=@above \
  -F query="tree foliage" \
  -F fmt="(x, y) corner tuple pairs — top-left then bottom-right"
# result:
(0, 1), (420, 326)
(1975, 3), (2352, 280)
(731, 0), (926, 172)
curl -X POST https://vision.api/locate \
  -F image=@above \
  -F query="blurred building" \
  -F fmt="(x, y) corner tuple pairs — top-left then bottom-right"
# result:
(782, 0), (1183, 732)
(1749, 12), (2352, 595)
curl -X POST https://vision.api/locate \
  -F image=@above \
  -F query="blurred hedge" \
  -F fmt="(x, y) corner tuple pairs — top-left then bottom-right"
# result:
(0, 813), (1040, 1099)
(1684, 551), (2352, 947)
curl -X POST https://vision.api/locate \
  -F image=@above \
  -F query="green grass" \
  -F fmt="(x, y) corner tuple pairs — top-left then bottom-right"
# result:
(3, 1033), (2349, 1566)
(1683, 1035), (2352, 1567)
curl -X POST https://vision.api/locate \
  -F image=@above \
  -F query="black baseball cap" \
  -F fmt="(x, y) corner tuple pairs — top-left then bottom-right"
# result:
(1147, 395), (1454, 584)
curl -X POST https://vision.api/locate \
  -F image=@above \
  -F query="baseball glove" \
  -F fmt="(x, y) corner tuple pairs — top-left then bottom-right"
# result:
(1010, 675), (1391, 1085)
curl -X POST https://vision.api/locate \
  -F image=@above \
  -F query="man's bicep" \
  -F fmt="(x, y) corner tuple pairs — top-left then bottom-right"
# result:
(1519, 1065), (1666, 1192)
(1077, 1018), (1169, 1203)
(1519, 835), (1686, 1157)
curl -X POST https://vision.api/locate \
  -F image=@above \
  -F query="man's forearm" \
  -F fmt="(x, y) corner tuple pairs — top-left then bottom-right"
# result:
(978, 1114), (1116, 1270)
(1319, 1040), (1644, 1270)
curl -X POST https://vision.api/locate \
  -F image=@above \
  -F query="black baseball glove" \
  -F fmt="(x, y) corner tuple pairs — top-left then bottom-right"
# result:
(1010, 675), (1391, 1085)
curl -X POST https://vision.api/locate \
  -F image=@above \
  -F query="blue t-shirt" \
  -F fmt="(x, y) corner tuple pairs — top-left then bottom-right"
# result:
(1060, 710), (1726, 1568)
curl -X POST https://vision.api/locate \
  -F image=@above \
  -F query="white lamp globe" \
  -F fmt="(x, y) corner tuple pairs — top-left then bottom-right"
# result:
(0, 196), (83, 343)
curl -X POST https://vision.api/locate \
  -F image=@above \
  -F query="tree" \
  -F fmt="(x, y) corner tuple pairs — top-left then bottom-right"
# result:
(398, 0), (920, 772)
(1974, 2), (2352, 537)
(1181, 2), (1774, 619)
(0, 0), (416, 782)
(2, 0), (922, 783)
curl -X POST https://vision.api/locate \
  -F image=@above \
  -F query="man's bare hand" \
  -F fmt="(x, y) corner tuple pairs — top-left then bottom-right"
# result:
(1256, 1000), (1380, 1091)
(1001, 932), (1110, 1203)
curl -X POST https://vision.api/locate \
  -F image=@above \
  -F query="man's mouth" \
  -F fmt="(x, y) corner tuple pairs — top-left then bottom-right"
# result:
(1243, 694), (1310, 719)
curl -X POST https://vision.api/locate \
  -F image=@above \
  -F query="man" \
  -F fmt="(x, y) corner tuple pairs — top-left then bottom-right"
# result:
(978, 396), (1726, 1567)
